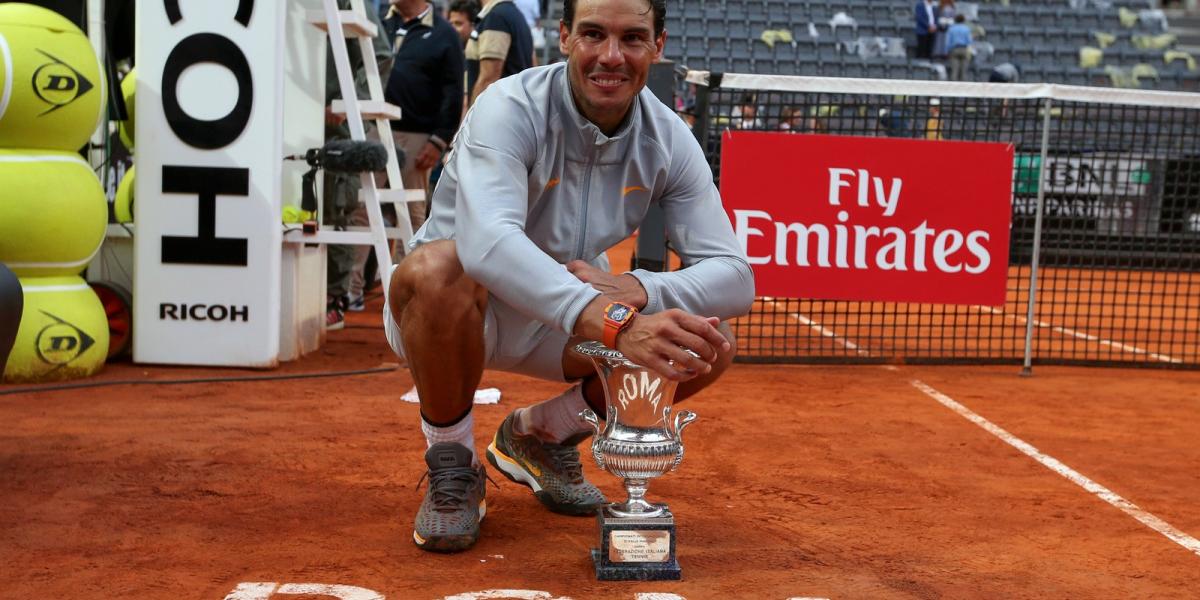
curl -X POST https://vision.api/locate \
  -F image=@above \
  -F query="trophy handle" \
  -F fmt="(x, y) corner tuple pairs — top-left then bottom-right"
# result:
(670, 410), (697, 472)
(578, 408), (606, 470)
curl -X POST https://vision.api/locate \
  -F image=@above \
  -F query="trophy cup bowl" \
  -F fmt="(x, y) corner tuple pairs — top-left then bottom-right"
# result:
(574, 341), (697, 581)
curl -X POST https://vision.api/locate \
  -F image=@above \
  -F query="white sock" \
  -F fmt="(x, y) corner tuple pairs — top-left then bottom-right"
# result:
(515, 384), (593, 444)
(420, 412), (477, 464)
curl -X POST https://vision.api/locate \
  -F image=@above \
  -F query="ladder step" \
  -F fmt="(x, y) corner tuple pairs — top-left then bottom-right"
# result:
(283, 227), (411, 245)
(331, 99), (402, 121)
(361, 188), (427, 204)
(307, 9), (379, 38)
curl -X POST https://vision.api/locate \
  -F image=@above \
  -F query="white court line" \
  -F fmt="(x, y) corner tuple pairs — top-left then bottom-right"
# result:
(911, 380), (1200, 558)
(974, 305), (1182, 364)
(760, 298), (869, 356)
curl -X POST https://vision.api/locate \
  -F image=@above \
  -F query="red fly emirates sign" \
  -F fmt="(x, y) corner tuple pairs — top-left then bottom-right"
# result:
(721, 132), (1014, 306)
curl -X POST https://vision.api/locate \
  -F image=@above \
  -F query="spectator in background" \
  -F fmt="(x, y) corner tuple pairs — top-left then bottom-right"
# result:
(382, 0), (466, 259)
(513, 0), (545, 57)
(731, 93), (763, 129)
(679, 97), (697, 128)
(989, 62), (1020, 83)
(778, 106), (805, 132)
(987, 62), (1020, 119)
(514, 0), (540, 29)
(933, 0), (956, 58)
(946, 14), (973, 81)
(435, 0), (479, 193)
(448, 0), (479, 46)
(925, 98), (943, 141)
(466, 0), (533, 105)
(914, 0), (938, 59)
(325, 0), (393, 326)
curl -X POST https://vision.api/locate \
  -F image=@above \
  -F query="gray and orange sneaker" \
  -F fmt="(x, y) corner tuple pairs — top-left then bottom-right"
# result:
(413, 442), (487, 553)
(485, 412), (606, 516)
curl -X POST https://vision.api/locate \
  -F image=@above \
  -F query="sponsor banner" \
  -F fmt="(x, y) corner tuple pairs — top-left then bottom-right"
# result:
(1014, 154), (1152, 197)
(721, 132), (1014, 305)
(134, 3), (284, 366)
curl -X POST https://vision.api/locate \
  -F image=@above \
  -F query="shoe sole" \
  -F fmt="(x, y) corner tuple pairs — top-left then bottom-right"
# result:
(412, 499), (486, 553)
(486, 435), (599, 517)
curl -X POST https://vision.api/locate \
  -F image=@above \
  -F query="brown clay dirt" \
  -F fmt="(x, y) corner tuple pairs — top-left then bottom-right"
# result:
(1, 241), (1198, 599)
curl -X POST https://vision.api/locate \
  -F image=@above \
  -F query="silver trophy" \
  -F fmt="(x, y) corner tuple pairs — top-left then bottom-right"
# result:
(574, 341), (697, 581)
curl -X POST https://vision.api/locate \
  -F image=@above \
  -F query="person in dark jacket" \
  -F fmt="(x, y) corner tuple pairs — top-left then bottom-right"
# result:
(382, 0), (467, 252)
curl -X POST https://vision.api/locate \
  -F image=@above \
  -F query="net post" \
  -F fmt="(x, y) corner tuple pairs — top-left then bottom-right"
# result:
(693, 73), (717, 148)
(1021, 97), (1054, 377)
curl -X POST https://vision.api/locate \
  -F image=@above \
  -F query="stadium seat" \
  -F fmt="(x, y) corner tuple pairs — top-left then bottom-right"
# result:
(662, 0), (1187, 90)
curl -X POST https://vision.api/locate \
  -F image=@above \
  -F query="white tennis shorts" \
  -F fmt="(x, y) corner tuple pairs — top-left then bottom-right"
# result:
(383, 292), (571, 382)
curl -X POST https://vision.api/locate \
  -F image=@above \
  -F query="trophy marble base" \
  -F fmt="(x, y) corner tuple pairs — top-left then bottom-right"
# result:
(591, 507), (681, 581)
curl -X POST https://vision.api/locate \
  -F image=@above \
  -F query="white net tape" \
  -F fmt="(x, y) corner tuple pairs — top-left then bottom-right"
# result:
(686, 71), (1200, 109)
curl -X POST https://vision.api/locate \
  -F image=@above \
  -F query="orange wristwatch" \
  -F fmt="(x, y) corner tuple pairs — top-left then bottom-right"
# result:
(601, 302), (638, 349)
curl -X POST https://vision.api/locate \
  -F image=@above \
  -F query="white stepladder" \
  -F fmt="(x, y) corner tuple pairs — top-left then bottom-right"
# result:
(295, 0), (427, 303)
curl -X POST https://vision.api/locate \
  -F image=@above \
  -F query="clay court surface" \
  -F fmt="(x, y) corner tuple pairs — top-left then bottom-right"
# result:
(3, 242), (1199, 599)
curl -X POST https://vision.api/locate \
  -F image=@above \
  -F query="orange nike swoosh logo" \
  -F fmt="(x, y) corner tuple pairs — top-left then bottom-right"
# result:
(622, 186), (647, 197)
(544, 178), (561, 192)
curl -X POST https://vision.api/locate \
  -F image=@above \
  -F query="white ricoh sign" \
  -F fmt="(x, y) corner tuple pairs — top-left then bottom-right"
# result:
(135, 1), (283, 366)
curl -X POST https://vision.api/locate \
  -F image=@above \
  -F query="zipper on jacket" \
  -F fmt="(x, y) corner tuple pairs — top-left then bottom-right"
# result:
(575, 156), (596, 260)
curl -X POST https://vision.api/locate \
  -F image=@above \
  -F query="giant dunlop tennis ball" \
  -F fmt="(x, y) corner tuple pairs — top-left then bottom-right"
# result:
(3, 275), (108, 383)
(113, 164), (134, 223)
(0, 3), (105, 151)
(118, 67), (135, 150)
(0, 150), (107, 276)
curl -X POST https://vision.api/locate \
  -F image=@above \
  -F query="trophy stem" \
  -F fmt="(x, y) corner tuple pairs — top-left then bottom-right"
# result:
(609, 477), (665, 518)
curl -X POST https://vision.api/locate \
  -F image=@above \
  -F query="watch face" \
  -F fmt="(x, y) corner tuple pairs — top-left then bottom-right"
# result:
(609, 305), (630, 321)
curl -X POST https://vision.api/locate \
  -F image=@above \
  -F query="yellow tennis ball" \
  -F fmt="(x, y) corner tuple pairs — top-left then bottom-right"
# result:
(281, 205), (302, 223)
(3, 275), (109, 383)
(0, 3), (106, 151)
(118, 67), (135, 150)
(114, 164), (134, 223)
(0, 150), (107, 276)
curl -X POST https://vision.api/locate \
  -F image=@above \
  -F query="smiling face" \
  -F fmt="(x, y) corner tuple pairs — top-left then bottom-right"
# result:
(559, 0), (665, 135)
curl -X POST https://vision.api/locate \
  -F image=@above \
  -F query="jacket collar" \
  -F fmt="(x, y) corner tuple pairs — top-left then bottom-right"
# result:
(387, 2), (434, 28)
(558, 64), (641, 148)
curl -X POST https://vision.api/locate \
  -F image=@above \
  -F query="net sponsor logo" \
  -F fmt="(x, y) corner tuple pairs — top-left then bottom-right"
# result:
(1044, 157), (1150, 196)
(733, 167), (992, 275)
(1012, 196), (1135, 219)
(719, 131), (1012, 305)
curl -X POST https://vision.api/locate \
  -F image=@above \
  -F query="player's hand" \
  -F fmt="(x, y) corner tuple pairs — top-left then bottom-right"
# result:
(414, 142), (442, 171)
(567, 260), (649, 310)
(615, 310), (729, 382)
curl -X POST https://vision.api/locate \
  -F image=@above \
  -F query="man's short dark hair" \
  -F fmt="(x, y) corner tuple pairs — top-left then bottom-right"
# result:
(954, 14), (966, 23)
(449, 0), (480, 21)
(562, 0), (667, 38)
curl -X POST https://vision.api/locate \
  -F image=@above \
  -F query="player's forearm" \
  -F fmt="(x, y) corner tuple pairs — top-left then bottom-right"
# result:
(571, 296), (612, 341)
(629, 257), (756, 320)
(458, 226), (601, 334)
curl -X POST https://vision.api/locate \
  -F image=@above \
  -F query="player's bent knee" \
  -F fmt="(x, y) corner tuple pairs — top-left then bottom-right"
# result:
(392, 241), (466, 298)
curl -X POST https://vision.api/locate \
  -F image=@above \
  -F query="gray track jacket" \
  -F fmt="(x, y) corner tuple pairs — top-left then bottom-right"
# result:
(412, 63), (755, 335)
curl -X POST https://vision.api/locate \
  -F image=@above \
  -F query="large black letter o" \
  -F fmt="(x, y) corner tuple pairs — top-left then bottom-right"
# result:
(162, 33), (253, 150)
